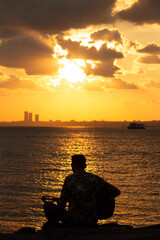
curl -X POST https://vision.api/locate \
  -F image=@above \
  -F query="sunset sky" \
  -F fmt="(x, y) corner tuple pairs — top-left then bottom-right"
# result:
(0, 0), (160, 121)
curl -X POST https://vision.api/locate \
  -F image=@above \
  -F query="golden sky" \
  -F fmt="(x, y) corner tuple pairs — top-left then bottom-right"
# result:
(0, 0), (160, 121)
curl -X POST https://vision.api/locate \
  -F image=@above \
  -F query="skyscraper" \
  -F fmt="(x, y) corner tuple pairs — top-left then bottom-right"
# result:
(29, 112), (32, 122)
(24, 111), (29, 122)
(35, 114), (39, 123)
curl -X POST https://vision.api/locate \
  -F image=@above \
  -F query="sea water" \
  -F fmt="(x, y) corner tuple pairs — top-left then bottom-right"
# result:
(0, 126), (159, 233)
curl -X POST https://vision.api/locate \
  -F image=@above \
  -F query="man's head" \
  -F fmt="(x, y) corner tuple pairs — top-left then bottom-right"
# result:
(71, 154), (86, 173)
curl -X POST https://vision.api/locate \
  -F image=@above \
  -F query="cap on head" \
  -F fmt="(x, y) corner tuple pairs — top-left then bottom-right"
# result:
(72, 154), (86, 167)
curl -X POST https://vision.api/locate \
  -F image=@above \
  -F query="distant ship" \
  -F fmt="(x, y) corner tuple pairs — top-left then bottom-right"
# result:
(127, 122), (145, 129)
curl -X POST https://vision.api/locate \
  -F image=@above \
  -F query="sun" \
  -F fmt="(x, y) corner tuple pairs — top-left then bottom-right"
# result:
(59, 60), (86, 83)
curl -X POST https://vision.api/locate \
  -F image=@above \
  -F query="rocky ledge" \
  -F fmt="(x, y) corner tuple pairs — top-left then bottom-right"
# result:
(0, 224), (160, 240)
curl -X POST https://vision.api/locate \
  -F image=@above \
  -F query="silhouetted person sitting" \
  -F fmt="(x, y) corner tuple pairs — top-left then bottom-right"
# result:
(42, 154), (120, 230)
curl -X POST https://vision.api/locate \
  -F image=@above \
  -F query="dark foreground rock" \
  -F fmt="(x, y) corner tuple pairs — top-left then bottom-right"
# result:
(0, 224), (160, 240)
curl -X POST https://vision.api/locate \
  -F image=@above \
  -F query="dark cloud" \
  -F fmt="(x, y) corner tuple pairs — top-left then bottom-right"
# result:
(0, 75), (37, 89)
(91, 28), (122, 43)
(138, 55), (160, 64)
(116, 0), (160, 25)
(57, 38), (123, 61)
(85, 60), (120, 77)
(0, 27), (23, 39)
(0, 0), (116, 34)
(137, 43), (160, 64)
(0, 35), (59, 75)
(137, 44), (160, 54)
(83, 78), (138, 91)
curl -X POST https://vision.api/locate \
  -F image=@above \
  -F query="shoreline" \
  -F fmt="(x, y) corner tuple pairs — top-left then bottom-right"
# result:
(0, 224), (160, 240)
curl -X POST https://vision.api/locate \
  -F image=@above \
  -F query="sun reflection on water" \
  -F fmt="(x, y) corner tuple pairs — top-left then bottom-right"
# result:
(0, 127), (159, 232)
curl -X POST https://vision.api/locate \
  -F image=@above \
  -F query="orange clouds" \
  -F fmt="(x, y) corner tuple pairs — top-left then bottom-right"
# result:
(83, 78), (138, 91)
(91, 28), (122, 43)
(138, 55), (160, 64)
(0, 75), (37, 89)
(0, 0), (116, 34)
(137, 44), (160, 54)
(116, 0), (160, 25)
(56, 34), (123, 78)
(137, 43), (160, 64)
(0, 35), (59, 75)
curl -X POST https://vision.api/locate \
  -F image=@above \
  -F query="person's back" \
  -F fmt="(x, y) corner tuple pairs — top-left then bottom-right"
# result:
(59, 154), (120, 226)
(60, 171), (103, 226)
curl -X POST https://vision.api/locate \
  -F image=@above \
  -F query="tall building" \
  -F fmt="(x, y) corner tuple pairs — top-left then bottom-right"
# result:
(24, 111), (29, 122)
(29, 112), (32, 122)
(35, 114), (39, 123)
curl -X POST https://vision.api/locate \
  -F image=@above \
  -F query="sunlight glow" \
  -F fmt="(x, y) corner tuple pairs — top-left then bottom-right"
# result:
(94, 40), (104, 50)
(54, 44), (68, 57)
(113, 0), (138, 13)
(107, 42), (116, 49)
(86, 60), (96, 69)
(65, 31), (92, 47)
(59, 60), (86, 83)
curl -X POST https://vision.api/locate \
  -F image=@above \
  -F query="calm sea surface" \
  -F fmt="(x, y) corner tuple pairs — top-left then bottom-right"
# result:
(0, 127), (159, 233)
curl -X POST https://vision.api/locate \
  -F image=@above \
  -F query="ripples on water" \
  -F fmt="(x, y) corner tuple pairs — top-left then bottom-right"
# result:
(0, 127), (159, 233)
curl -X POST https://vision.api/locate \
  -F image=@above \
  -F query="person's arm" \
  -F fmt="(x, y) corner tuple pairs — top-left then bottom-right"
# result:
(58, 176), (70, 208)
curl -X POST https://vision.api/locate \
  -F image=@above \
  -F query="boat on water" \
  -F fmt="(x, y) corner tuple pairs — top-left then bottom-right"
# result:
(127, 122), (145, 129)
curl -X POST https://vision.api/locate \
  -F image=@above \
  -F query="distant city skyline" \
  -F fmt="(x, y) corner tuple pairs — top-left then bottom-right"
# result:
(0, 111), (160, 123)
(0, 111), (160, 128)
